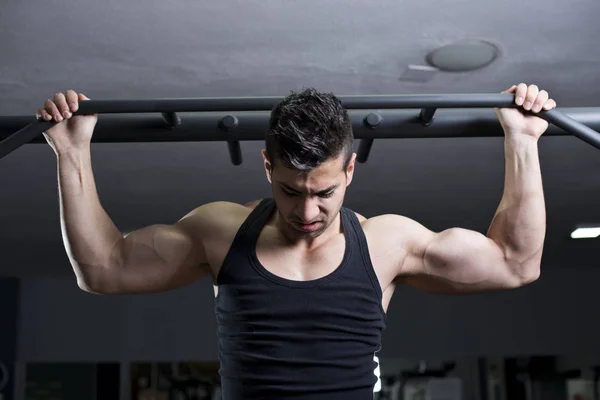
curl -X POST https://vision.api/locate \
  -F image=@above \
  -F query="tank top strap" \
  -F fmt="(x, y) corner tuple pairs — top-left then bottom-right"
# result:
(339, 207), (385, 309)
(245, 198), (276, 238)
(217, 198), (275, 284)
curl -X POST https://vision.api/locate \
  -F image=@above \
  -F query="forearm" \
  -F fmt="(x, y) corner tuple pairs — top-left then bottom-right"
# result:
(487, 135), (546, 273)
(57, 148), (123, 283)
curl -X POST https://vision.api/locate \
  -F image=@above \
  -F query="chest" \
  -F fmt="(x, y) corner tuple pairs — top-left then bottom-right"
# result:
(255, 228), (347, 282)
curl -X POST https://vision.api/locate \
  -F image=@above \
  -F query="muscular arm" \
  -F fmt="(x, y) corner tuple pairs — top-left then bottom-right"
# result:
(91, 217), (209, 294)
(57, 149), (221, 294)
(394, 135), (544, 294)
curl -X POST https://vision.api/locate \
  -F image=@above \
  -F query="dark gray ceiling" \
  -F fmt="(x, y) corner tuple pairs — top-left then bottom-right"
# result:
(1, 0), (600, 276)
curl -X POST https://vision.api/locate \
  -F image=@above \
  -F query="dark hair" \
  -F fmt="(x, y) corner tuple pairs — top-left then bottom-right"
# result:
(265, 88), (354, 172)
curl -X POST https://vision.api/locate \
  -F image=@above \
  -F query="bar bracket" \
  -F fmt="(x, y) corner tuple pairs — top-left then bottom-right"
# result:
(419, 108), (437, 127)
(219, 115), (242, 166)
(357, 112), (383, 163)
(161, 112), (181, 129)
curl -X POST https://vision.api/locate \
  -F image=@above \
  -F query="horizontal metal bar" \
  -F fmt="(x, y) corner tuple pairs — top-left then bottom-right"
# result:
(67, 93), (519, 114)
(1, 90), (600, 161)
(1, 108), (598, 145)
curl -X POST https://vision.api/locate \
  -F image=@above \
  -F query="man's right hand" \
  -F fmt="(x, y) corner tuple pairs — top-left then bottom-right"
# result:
(36, 90), (98, 155)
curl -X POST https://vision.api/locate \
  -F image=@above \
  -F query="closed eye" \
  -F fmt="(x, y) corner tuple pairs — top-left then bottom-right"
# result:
(280, 183), (338, 198)
(283, 189), (334, 198)
(283, 189), (299, 197)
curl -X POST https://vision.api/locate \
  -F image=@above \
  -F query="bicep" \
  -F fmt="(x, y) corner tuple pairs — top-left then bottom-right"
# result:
(88, 209), (214, 295)
(93, 201), (246, 294)
(108, 223), (208, 294)
(400, 225), (522, 294)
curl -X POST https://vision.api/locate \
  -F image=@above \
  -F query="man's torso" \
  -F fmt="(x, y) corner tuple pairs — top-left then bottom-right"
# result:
(212, 198), (388, 399)
(198, 200), (403, 313)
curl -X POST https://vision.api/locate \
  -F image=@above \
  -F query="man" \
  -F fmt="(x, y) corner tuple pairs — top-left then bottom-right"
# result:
(38, 83), (556, 399)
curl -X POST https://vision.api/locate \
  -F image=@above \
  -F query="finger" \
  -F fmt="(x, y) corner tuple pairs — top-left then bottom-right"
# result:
(36, 108), (52, 121)
(523, 84), (539, 111)
(501, 85), (517, 94)
(45, 98), (62, 122)
(53, 92), (71, 119)
(543, 99), (557, 110)
(514, 83), (528, 106)
(531, 90), (549, 113)
(65, 90), (79, 113)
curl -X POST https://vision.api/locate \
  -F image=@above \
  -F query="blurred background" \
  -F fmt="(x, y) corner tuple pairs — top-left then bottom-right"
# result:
(1, 0), (600, 399)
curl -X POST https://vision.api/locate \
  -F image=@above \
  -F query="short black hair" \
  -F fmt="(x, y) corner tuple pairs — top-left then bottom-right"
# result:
(265, 88), (354, 171)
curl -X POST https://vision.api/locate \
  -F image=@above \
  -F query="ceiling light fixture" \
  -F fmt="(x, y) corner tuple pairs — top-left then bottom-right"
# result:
(426, 40), (500, 72)
(570, 227), (600, 239)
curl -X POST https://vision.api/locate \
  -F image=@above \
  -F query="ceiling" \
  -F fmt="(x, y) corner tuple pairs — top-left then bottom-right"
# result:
(1, 0), (599, 276)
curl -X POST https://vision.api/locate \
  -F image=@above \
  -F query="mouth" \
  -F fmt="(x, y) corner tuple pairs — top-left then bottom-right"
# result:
(294, 221), (322, 232)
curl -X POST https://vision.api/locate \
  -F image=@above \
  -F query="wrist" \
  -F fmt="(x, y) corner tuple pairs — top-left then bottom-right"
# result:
(504, 132), (539, 147)
(57, 147), (92, 167)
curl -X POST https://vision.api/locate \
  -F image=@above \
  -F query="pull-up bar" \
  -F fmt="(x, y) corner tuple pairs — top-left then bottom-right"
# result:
(1, 93), (599, 164)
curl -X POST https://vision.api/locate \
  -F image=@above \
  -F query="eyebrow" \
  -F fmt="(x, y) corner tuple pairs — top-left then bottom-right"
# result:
(279, 183), (339, 195)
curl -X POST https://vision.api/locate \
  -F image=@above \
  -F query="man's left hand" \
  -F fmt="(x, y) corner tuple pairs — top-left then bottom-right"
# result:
(494, 83), (557, 140)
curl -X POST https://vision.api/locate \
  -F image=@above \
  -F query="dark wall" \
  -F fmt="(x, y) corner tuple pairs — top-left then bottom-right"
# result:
(0, 278), (19, 400)
(17, 266), (600, 362)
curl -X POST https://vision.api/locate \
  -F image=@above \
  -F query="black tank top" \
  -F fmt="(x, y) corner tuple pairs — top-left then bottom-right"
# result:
(215, 198), (386, 399)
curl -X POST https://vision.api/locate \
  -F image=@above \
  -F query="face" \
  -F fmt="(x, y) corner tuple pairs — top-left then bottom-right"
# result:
(262, 150), (356, 239)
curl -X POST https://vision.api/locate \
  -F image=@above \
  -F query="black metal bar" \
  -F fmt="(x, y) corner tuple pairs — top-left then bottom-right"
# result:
(359, 112), (383, 163)
(161, 112), (181, 129)
(68, 93), (519, 114)
(219, 115), (242, 165)
(541, 109), (600, 151)
(356, 139), (374, 163)
(0, 93), (599, 161)
(227, 141), (243, 166)
(3, 108), (598, 143)
(0, 119), (51, 160)
(419, 108), (437, 126)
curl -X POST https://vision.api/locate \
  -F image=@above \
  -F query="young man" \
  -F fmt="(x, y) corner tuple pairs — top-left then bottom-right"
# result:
(38, 83), (556, 399)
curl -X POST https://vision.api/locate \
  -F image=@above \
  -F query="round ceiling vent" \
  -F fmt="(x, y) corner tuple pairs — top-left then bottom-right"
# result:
(426, 40), (500, 72)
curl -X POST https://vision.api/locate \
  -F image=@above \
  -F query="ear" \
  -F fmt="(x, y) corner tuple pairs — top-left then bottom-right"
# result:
(261, 149), (272, 183)
(345, 152), (357, 186)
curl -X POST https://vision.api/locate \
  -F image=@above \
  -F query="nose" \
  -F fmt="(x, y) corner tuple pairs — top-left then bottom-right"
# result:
(296, 197), (321, 223)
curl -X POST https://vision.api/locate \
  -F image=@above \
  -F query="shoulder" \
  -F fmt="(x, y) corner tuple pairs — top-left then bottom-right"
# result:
(175, 200), (267, 277)
(344, 208), (435, 251)
(359, 214), (437, 274)
(180, 198), (264, 222)
(243, 199), (264, 210)
(176, 200), (264, 238)
(364, 213), (437, 250)
(353, 211), (368, 223)
(361, 213), (433, 239)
